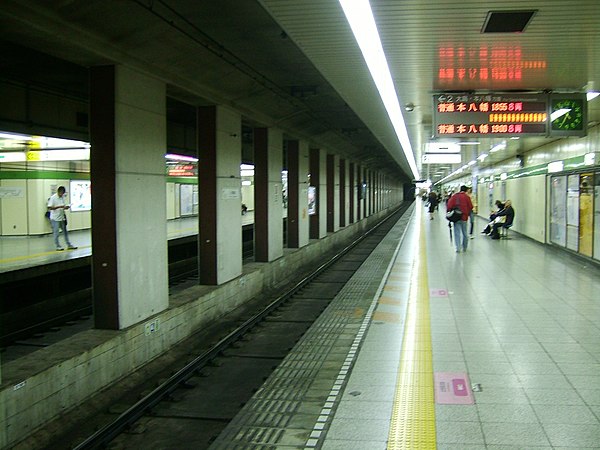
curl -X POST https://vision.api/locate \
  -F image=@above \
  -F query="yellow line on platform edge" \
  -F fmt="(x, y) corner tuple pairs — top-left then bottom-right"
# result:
(387, 213), (436, 449)
(0, 246), (91, 264)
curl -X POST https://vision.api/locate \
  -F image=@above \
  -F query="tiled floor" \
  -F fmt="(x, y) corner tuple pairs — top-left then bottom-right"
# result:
(0, 213), (265, 273)
(323, 205), (600, 449)
(426, 206), (600, 448)
(0, 216), (202, 273)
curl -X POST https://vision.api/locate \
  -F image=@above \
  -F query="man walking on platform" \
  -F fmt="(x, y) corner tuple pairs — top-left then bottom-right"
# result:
(47, 186), (78, 251)
(447, 185), (473, 253)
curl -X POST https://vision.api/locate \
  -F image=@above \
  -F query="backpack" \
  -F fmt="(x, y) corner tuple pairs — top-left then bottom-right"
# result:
(446, 207), (463, 222)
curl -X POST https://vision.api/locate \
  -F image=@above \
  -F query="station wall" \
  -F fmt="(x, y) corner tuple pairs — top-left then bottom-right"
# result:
(447, 124), (600, 254)
(0, 175), (255, 236)
(0, 155), (91, 232)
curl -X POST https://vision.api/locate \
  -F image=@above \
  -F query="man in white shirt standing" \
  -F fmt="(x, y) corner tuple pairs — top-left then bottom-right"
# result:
(47, 186), (77, 251)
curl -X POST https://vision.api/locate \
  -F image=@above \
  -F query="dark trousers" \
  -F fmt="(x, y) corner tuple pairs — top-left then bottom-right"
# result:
(490, 222), (505, 238)
(469, 211), (474, 235)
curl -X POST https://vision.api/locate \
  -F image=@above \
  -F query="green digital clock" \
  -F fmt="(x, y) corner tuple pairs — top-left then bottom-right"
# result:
(551, 98), (584, 131)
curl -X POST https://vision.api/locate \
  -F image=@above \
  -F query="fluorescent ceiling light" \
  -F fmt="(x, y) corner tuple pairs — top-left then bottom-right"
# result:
(468, 160), (477, 166)
(0, 132), (31, 140)
(0, 152), (27, 162)
(165, 153), (198, 162)
(339, 0), (419, 180)
(587, 92), (599, 101)
(240, 163), (254, 170)
(550, 108), (571, 122)
(32, 136), (90, 149)
(27, 149), (90, 161)
(422, 153), (461, 164)
(426, 142), (460, 153)
(477, 153), (488, 161)
(490, 142), (506, 153)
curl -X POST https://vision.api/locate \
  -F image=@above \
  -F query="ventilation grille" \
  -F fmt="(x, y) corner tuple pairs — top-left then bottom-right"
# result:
(482, 10), (537, 33)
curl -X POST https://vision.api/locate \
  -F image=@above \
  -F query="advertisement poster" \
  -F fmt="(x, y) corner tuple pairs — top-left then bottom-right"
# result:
(566, 174), (580, 252)
(359, 182), (367, 200)
(180, 184), (194, 216)
(594, 173), (600, 261)
(578, 174), (593, 257)
(550, 176), (567, 247)
(308, 186), (317, 215)
(69, 180), (92, 212)
(282, 171), (288, 209)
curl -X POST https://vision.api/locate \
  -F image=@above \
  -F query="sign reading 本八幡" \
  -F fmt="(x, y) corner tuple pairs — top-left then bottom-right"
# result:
(433, 93), (548, 138)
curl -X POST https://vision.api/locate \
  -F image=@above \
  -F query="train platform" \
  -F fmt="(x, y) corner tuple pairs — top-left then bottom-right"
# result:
(0, 213), (257, 274)
(211, 204), (600, 449)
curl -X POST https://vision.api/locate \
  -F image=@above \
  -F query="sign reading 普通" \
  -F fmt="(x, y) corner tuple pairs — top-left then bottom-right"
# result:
(433, 93), (548, 137)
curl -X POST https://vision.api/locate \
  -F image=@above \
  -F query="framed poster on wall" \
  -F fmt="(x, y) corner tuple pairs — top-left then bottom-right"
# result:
(594, 172), (600, 261)
(566, 174), (580, 251)
(550, 176), (567, 247)
(308, 186), (317, 215)
(69, 180), (92, 212)
(180, 184), (194, 216)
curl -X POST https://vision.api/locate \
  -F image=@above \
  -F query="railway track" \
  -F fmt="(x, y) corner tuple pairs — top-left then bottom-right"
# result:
(0, 226), (259, 352)
(60, 204), (411, 450)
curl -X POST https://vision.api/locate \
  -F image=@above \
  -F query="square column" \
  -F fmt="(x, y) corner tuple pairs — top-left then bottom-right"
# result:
(309, 148), (327, 239)
(287, 139), (309, 248)
(348, 162), (355, 224)
(356, 164), (362, 220)
(381, 174), (386, 209)
(383, 174), (388, 208)
(362, 169), (367, 218)
(90, 65), (168, 330)
(363, 167), (369, 218)
(326, 154), (334, 232)
(379, 173), (384, 210)
(254, 127), (284, 262)
(339, 158), (346, 228)
(197, 106), (242, 285)
(376, 172), (380, 212)
(368, 170), (375, 216)
(366, 170), (371, 216)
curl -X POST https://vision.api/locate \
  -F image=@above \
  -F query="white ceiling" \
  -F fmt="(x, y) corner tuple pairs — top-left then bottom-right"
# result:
(259, 0), (600, 182)
(0, 0), (599, 183)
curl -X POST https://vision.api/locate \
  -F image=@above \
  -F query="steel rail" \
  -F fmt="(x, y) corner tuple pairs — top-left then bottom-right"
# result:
(72, 204), (409, 450)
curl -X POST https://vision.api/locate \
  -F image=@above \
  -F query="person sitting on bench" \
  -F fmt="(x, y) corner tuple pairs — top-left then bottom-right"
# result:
(490, 200), (514, 239)
(482, 200), (505, 235)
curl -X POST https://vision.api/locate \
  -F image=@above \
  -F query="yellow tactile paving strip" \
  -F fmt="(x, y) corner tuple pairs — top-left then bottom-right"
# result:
(387, 218), (436, 449)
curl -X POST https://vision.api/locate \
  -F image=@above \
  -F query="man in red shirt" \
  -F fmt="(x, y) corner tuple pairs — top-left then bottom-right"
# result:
(447, 185), (474, 253)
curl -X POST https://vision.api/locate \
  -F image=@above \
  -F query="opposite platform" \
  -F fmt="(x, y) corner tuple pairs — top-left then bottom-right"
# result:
(0, 215), (240, 273)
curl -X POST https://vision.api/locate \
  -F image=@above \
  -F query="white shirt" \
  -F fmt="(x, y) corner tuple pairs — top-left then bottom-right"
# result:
(48, 193), (67, 221)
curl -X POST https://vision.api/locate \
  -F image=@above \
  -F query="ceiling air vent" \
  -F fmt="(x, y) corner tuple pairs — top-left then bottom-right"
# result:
(482, 10), (537, 33)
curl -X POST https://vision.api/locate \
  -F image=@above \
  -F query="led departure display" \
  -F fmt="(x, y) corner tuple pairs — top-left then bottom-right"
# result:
(167, 163), (197, 177)
(437, 46), (547, 87)
(433, 93), (548, 137)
